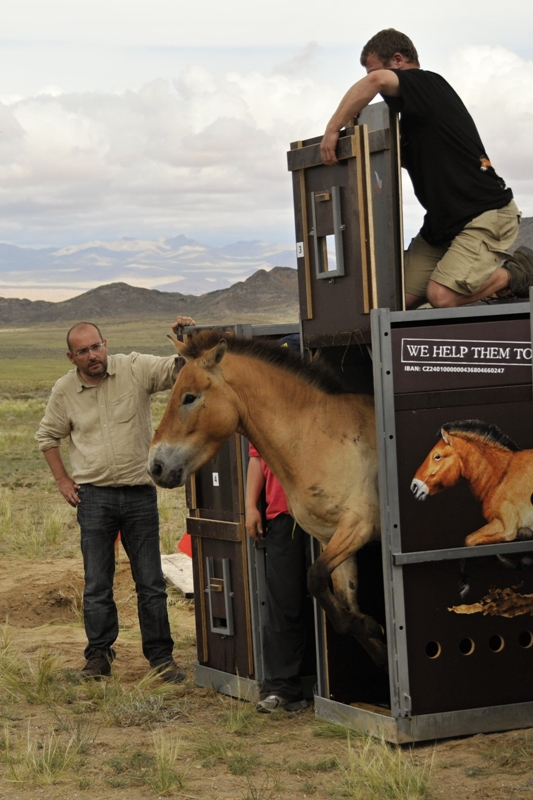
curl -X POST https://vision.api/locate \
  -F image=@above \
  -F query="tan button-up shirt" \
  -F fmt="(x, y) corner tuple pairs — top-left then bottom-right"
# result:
(35, 352), (176, 486)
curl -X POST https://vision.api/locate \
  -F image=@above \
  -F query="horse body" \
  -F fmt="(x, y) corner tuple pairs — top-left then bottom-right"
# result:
(149, 332), (386, 669)
(411, 421), (533, 546)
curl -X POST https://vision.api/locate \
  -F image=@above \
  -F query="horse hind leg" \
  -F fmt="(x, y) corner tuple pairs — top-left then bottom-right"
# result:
(330, 558), (388, 671)
(308, 526), (388, 671)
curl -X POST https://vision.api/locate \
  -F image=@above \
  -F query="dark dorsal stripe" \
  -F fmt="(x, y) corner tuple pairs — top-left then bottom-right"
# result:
(441, 419), (520, 452)
(181, 330), (348, 396)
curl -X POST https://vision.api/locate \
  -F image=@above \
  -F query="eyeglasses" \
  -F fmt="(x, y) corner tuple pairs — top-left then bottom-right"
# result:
(73, 341), (106, 358)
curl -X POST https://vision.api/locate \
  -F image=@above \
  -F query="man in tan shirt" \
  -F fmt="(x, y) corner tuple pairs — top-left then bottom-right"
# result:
(36, 320), (190, 681)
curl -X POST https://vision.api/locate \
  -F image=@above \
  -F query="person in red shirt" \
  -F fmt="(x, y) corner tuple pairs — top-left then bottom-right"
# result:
(245, 438), (311, 713)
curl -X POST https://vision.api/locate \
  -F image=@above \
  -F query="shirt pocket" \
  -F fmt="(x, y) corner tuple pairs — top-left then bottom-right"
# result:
(111, 391), (137, 424)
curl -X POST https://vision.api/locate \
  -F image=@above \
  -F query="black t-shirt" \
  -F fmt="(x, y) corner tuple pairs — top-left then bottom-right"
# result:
(383, 69), (513, 246)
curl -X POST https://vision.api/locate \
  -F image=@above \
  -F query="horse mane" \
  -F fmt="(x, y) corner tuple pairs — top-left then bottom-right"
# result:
(181, 329), (349, 396)
(441, 419), (520, 452)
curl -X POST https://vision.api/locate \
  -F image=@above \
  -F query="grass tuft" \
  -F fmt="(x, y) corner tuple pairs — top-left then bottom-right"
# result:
(241, 773), (279, 800)
(82, 669), (188, 727)
(480, 732), (533, 774)
(221, 695), (256, 736)
(3, 723), (87, 785)
(312, 721), (350, 739)
(335, 736), (433, 799)
(227, 751), (261, 776)
(145, 730), (188, 795)
(191, 729), (230, 766)
(0, 649), (66, 705)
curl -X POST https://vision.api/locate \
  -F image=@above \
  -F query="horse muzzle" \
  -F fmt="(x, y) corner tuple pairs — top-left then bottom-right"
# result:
(410, 478), (428, 501)
(148, 443), (187, 488)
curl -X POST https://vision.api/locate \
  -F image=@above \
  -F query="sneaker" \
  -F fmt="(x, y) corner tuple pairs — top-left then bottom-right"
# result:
(256, 694), (307, 714)
(500, 246), (533, 298)
(80, 648), (115, 680)
(152, 659), (186, 684)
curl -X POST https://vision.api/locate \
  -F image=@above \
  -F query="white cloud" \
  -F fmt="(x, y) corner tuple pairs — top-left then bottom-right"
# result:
(0, 38), (532, 258)
(0, 57), (341, 247)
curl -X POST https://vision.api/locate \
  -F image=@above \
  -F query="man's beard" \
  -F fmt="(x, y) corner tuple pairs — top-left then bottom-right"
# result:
(81, 357), (108, 380)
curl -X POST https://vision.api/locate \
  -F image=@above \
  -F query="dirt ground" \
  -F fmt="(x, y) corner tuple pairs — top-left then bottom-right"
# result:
(1, 556), (533, 800)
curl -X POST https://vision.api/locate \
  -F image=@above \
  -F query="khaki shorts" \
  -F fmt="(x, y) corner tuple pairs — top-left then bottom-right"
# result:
(405, 200), (521, 297)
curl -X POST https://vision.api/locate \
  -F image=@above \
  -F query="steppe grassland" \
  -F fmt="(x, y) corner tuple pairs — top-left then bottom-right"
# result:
(1, 321), (531, 799)
(0, 320), (188, 559)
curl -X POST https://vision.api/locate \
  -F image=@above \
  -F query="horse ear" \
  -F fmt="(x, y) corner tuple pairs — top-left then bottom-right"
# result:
(441, 428), (452, 445)
(200, 339), (227, 370)
(167, 335), (190, 359)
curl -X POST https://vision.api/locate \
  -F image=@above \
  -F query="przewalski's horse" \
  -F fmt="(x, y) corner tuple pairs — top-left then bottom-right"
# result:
(411, 420), (533, 546)
(148, 331), (387, 669)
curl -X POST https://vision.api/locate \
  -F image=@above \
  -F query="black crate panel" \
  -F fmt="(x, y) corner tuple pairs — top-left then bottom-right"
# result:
(403, 558), (533, 715)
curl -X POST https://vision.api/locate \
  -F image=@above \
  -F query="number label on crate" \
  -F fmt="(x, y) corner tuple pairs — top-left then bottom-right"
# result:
(212, 472), (219, 486)
(296, 242), (304, 258)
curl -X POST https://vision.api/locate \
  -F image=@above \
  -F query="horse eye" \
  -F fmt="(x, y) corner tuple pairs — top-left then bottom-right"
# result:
(182, 393), (197, 406)
(434, 454), (441, 461)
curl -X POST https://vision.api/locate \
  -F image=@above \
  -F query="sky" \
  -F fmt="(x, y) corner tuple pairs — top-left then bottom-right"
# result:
(1, 0), (533, 298)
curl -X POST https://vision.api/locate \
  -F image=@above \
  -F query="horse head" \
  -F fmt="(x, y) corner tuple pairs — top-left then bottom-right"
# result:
(411, 428), (462, 500)
(148, 336), (239, 488)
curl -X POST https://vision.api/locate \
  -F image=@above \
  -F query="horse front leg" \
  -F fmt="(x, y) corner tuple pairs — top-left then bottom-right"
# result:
(465, 518), (507, 546)
(307, 519), (388, 671)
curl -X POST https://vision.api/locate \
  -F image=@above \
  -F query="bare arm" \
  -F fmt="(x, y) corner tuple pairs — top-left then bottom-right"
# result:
(245, 456), (266, 541)
(320, 70), (401, 165)
(171, 316), (196, 336)
(43, 447), (81, 507)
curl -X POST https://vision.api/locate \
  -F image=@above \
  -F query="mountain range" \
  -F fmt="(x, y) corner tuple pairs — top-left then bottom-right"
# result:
(0, 235), (297, 300)
(0, 218), (531, 325)
(0, 267), (299, 326)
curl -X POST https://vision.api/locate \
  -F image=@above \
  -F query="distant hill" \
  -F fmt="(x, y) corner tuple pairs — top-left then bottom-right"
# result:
(0, 267), (299, 326)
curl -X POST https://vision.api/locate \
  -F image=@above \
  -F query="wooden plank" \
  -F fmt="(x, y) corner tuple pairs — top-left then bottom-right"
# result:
(298, 163), (314, 318)
(187, 516), (244, 542)
(355, 127), (372, 314)
(161, 553), (194, 597)
(287, 128), (390, 172)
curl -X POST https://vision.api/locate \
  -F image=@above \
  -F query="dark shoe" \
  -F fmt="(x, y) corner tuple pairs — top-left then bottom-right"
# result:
(500, 246), (533, 298)
(152, 659), (186, 684)
(256, 694), (307, 714)
(80, 648), (115, 680)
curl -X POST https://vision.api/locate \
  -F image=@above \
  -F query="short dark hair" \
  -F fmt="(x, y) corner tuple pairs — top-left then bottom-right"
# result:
(66, 322), (104, 351)
(360, 29), (419, 68)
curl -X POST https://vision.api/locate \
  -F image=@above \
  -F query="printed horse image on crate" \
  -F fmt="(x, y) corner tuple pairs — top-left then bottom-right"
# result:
(148, 330), (388, 670)
(411, 419), (533, 546)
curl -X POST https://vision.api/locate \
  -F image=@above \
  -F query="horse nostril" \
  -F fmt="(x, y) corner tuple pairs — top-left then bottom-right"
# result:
(151, 461), (163, 478)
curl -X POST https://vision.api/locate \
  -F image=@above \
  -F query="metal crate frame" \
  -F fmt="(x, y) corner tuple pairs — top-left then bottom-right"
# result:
(313, 301), (533, 742)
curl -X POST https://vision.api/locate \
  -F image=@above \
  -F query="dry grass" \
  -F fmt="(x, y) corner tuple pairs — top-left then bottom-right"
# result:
(3, 724), (87, 786)
(1, 327), (531, 800)
(335, 736), (434, 799)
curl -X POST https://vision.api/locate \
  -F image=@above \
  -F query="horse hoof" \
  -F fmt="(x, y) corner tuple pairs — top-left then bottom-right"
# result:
(368, 639), (389, 672)
(459, 581), (470, 600)
(497, 554), (518, 569)
(517, 527), (533, 540)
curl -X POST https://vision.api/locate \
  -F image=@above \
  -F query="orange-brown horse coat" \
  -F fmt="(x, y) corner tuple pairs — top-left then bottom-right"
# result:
(148, 331), (386, 669)
(411, 420), (533, 546)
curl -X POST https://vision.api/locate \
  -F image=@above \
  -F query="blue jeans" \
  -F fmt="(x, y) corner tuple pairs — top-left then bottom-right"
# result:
(77, 484), (174, 666)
